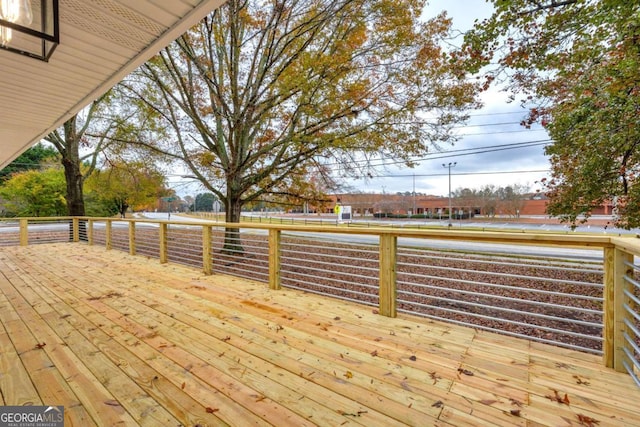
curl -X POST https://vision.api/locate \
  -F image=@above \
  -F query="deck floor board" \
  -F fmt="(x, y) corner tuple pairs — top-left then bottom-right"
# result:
(0, 243), (638, 426)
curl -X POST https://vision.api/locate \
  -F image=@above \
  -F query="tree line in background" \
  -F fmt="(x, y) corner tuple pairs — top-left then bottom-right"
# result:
(1, 0), (638, 234)
(464, 0), (640, 227)
(0, 144), (167, 217)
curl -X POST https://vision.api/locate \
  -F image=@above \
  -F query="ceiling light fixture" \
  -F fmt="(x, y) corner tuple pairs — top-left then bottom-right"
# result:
(0, 0), (59, 62)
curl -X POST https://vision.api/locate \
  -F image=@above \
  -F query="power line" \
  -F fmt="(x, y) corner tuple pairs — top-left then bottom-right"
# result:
(325, 139), (551, 169)
(465, 110), (529, 117)
(459, 128), (546, 136)
(352, 169), (549, 179)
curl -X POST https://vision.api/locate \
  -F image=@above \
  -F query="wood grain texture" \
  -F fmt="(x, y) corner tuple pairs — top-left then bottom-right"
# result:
(0, 243), (638, 427)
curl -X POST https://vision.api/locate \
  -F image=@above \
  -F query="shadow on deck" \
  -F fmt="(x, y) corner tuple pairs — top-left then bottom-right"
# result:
(0, 243), (638, 426)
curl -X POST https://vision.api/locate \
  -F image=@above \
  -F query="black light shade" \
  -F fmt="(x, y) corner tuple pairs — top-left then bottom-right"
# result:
(0, 0), (59, 62)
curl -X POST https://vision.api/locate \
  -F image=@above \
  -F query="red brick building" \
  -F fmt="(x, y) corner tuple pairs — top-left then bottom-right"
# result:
(323, 193), (614, 218)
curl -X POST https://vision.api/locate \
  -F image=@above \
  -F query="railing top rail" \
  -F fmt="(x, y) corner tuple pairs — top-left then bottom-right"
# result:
(610, 236), (640, 256)
(1, 215), (623, 248)
(18, 215), (615, 249)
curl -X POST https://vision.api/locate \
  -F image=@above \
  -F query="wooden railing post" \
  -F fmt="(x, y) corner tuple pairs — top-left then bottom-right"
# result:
(612, 247), (633, 372)
(379, 233), (397, 317)
(202, 225), (212, 275)
(87, 219), (94, 245)
(605, 246), (634, 372)
(603, 247), (615, 368)
(19, 218), (28, 246)
(159, 222), (168, 264)
(105, 219), (112, 250)
(269, 229), (281, 290)
(72, 217), (80, 242)
(128, 221), (136, 255)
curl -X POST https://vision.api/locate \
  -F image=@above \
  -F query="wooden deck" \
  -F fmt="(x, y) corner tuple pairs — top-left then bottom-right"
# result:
(0, 244), (638, 427)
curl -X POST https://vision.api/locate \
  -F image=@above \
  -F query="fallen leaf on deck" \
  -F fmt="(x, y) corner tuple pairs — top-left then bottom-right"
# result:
(370, 350), (378, 357)
(338, 410), (367, 417)
(509, 398), (523, 407)
(510, 409), (521, 417)
(577, 414), (600, 426)
(429, 371), (441, 385)
(457, 368), (474, 376)
(546, 389), (570, 405)
(344, 371), (353, 379)
(555, 362), (572, 369)
(573, 375), (590, 386)
(205, 407), (219, 413)
(480, 399), (497, 405)
(409, 355), (417, 361)
(181, 382), (186, 390)
(35, 342), (46, 349)
(432, 400), (444, 408)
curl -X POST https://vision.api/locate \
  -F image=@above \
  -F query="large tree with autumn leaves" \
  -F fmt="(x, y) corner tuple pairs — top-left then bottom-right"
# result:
(121, 0), (479, 232)
(464, 0), (640, 228)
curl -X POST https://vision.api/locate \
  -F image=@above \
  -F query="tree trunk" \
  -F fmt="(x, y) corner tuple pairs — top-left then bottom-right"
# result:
(62, 156), (87, 241)
(222, 195), (243, 254)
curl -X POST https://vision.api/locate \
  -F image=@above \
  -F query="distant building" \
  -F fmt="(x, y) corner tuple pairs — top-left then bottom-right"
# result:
(321, 193), (614, 218)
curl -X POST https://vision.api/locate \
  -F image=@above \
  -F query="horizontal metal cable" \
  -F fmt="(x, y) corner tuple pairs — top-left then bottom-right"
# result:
(622, 345), (640, 388)
(398, 281), (602, 317)
(281, 267), (378, 290)
(624, 317), (640, 344)
(400, 299), (602, 341)
(282, 247), (379, 264)
(626, 303), (640, 325)
(398, 307), (602, 354)
(624, 274), (640, 293)
(623, 259), (640, 272)
(400, 247), (603, 274)
(623, 331), (640, 360)
(398, 260), (601, 288)
(283, 282), (377, 305)
(284, 240), (379, 256)
(624, 289), (640, 312)
(280, 255), (378, 274)
(398, 289), (602, 327)
(399, 270), (602, 302)
(213, 264), (269, 279)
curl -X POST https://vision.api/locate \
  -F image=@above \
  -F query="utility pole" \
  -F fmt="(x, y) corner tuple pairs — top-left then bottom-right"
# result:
(412, 173), (416, 216)
(442, 162), (457, 226)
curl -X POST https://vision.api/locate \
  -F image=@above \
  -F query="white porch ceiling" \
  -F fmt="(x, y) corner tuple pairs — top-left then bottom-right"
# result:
(0, 0), (226, 169)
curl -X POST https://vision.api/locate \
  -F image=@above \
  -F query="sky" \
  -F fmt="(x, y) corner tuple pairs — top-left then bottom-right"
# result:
(345, 0), (552, 197)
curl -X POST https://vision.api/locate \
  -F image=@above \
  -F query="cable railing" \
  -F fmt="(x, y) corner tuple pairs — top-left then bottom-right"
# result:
(280, 238), (380, 306)
(395, 247), (604, 352)
(612, 241), (640, 387)
(1, 216), (638, 387)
